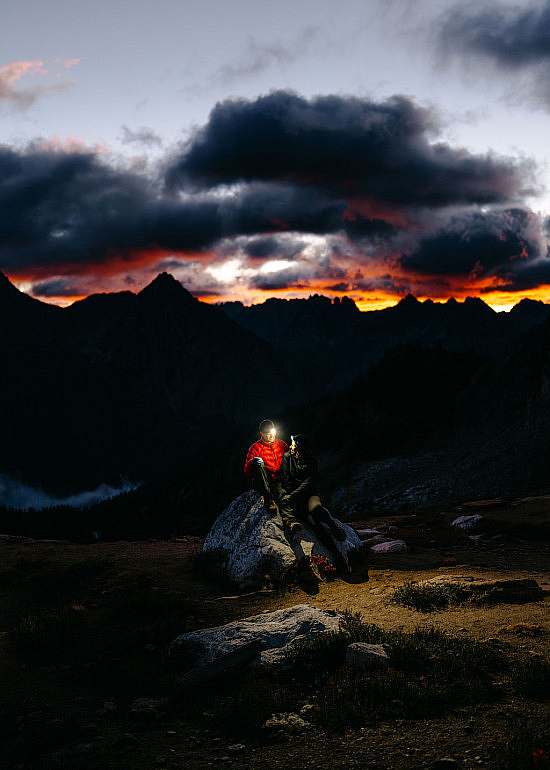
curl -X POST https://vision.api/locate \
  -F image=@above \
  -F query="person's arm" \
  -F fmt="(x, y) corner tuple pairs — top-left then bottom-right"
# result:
(243, 443), (260, 477)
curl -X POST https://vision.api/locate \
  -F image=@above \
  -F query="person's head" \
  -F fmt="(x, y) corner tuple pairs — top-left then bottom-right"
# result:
(259, 419), (277, 444)
(290, 433), (311, 459)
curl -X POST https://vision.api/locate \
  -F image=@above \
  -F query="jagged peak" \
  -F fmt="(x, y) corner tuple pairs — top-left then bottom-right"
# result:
(512, 297), (544, 308)
(463, 296), (495, 313)
(138, 272), (196, 303)
(0, 270), (20, 294)
(397, 293), (420, 307)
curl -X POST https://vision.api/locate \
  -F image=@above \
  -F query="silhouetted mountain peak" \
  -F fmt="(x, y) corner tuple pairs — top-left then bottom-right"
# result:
(138, 272), (196, 305)
(0, 270), (21, 296)
(463, 296), (495, 315)
(511, 297), (544, 312)
(509, 297), (550, 327)
(397, 293), (420, 308)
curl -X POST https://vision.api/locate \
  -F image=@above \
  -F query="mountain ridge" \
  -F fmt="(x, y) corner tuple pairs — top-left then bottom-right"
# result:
(1, 268), (546, 316)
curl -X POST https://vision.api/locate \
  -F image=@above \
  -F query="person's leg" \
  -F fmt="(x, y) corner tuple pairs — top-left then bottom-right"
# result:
(278, 495), (304, 536)
(248, 458), (270, 496)
(248, 458), (277, 511)
(308, 495), (346, 541)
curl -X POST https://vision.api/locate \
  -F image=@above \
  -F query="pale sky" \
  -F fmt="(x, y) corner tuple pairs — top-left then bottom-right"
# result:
(3, 0), (550, 310)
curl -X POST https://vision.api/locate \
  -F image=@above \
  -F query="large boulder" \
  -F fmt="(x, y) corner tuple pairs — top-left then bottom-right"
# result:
(172, 603), (342, 672)
(370, 539), (408, 554)
(451, 514), (484, 531)
(201, 491), (365, 588)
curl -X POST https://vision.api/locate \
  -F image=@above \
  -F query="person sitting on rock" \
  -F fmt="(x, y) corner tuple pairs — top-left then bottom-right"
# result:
(243, 419), (288, 513)
(279, 434), (346, 545)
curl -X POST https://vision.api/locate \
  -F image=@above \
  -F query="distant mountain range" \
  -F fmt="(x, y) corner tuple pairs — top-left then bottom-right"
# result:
(2, 270), (550, 535)
(221, 292), (550, 389)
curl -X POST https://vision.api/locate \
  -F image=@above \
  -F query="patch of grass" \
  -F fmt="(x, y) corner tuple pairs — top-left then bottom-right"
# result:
(495, 722), (550, 770)
(177, 670), (307, 737)
(178, 610), (504, 735)
(390, 580), (471, 612)
(287, 610), (502, 678)
(0, 556), (114, 604)
(316, 667), (448, 728)
(82, 574), (197, 662)
(13, 606), (86, 662)
(511, 657), (550, 700)
(501, 623), (546, 638)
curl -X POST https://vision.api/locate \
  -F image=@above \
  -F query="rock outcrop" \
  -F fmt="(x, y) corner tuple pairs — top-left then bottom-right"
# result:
(345, 642), (389, 668)
(451, 514), (484, 531)
(200, 491), (366, 588)
(355, 525), (409, 554)
(370, 539), (408, 554)
(171, 603), (342, 671)
(422, 575), (544, 604)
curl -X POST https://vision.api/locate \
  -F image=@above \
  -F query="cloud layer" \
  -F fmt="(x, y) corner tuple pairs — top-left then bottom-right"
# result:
(166, 91), (532, 207)
(437, 1), (550, 108)
(1, 90), (548, 306)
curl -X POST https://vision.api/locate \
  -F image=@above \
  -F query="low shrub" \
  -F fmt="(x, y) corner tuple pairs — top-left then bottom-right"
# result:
(391, 580), (471, 612)
(13, 607), (86, 662)
(495, 722), (550, 770)
(511, 657), (550, 700)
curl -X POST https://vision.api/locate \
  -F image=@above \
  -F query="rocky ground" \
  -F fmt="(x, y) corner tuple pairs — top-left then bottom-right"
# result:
(0, 495), (549, 770)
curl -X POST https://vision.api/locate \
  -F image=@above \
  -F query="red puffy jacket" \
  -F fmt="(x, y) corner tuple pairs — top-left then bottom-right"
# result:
(243, 438), (288, 480)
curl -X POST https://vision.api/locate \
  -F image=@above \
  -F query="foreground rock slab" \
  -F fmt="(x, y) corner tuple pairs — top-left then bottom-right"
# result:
(345, 642), (389, 668)
(201, 490), (366, 588)
(171, 603), (342, 672)
(423, 575), (544, 603)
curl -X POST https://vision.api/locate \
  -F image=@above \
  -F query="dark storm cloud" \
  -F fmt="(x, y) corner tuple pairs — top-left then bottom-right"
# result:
(400, 208), (542, 281)
(149, 183), (391, 249)
(165, 90), (533, 207)
(0, 146), (156, 269)
(30, 277), (82, 297)
(438, 1), (550, 70)
(250, 268), (305, 290)
(326, 282), (350, 292)
(353, 273), (413, 294)
(0, 145), (392, 272)
(484, 258), (550, 292)
(242, 235), (304, 260)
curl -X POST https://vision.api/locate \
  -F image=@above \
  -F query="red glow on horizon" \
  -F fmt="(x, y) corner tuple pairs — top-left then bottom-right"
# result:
(6, 251), (550, 313)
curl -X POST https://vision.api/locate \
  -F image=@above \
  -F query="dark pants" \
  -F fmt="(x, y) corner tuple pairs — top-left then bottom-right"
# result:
(249, 460), (339, 544)
(248, 458), (281, 502)
(278, 491), (330, 530)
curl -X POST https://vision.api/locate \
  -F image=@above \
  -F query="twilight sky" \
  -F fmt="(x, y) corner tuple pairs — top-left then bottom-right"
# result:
(3, 0), (550, 310)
